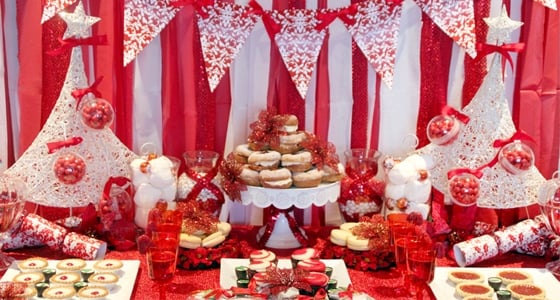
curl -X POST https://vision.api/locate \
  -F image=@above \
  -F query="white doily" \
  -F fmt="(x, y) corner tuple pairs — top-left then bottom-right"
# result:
(6, 44), (136, 207)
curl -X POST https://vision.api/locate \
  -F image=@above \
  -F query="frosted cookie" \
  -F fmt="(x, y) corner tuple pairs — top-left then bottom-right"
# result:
(297, 259), (326, 273)
(292, 168), (324, 188)
(330, 229), (351, 246)
(179, 233), (202, 249)
(259, 168), (293, 189)
(248, 260), (273, 278)
(291, 248), (319, 268)
(250, 250), (277, 264)
(248, 151), (281, 171)
(88, 272), (119, 291)
(217, 222), (232, 236)
(57, 258), (87, 272)
(18, 257), (49, 272)
(77, 286), (110, 299)
(347, 235), (370, 251)
(507, 283), (545, 300)
(12, 271), (45, 286)
(455, 283), (494, 298)
(42, 286), (76, 299)
(496, 269), (533, 285)
(339, 222), (359, 232)
(281, 151), (312, 172)
(447, 270), (485, 284)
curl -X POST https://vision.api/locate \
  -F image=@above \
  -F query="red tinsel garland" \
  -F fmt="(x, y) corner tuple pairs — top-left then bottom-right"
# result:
(218, 153), (247, 201)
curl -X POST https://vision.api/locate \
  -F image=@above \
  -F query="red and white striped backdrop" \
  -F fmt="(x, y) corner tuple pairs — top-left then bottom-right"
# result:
(0, 0), (558, 225)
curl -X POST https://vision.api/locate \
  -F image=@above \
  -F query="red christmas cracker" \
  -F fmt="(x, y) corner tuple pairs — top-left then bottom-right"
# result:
(453, 234), (499, 267)
(1, 214), (44, 250)
(493, 219), (547, 253)
(20, 213), (68, 249)
(61, 232), (107, 260)
(515, 236), (548, 257)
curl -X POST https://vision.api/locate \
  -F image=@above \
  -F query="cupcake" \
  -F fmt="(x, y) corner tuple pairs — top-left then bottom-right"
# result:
(12, 271), (45, 286)
(77, 285), (110, 299)
(302, 272), (329, 296)
(87, 272), (119, 291)
(247, 260), (273, 279)
(57, 259), (87, 273)
(291, 248), (319, 268)
(249, 249), (277, 264)
(18, 257), (49, 272)
(50, 272), (82, 286)
(93, 259), (124, 276)
(42, 285), (76, 299)
(297, 259), (326, 273)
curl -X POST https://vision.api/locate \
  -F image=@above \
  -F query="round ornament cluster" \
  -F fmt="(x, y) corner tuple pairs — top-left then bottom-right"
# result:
(427, 115), (460, 145)
(80, 97), (114, 130)
(499, 141), (534, 175)
(53, 152), (86, 185)
(448, 173), (480, 207)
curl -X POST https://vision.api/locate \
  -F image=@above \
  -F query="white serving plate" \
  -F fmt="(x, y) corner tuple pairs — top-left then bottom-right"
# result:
(431, 267), (560, 299)
(219, 258), (351, 289)
(1, 259), (140, 299)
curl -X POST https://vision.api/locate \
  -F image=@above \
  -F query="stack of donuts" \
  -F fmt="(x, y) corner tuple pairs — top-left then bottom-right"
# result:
(233, 114), (344, 189)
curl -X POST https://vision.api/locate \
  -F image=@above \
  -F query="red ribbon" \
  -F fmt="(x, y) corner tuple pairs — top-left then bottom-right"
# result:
(102, 176), (132, 203)
(47, 35), (108, 55)
(492, 130), (535, 148)
(259, 207), (308, 248)
(315, 4), (358, 30)
(447, 167), (484, 180)
(441, 105), (470, 124)
(72, 76), (104, 106)
(185, 157), (225, 207)
(245, 0), (281, 39)
(338, 284), (355, 299)
(230, 279), (268, 299)
(168, 0), (214, 18)
(46, 136), (83, 154)
(476, 42), (525, 78)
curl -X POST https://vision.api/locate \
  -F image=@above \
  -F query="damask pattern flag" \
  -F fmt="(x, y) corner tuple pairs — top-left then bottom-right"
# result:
(41, 0), (77, 23)
(413, 0), (477, 57)
(197, 2), (259, 92)
(270, 8), (327, 100)
(534, 0), (558, 10)
(123, 0), (182, 66)
(346, 0), (403, 88)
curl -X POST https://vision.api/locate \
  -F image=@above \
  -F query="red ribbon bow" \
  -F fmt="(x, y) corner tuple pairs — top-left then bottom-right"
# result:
(46, 136), (83, 154)
(492, 130), (535, 148)
(259, 207), (308, 247)
(72, 76), (104, 107)
(441, 105), (470, 124)
(316, 4), (358, 30)
(168, 0), (214, 18)
(47, 35), (108, 56)
(476, 42), (525, 78)
(185, 157), (225, 207)
(447, 167), (484, 180)
(245, 0), (281, 39)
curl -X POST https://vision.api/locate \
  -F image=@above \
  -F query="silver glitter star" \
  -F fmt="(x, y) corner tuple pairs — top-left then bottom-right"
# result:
(59, 1), (100, 39)
(484, 4), (523, 45)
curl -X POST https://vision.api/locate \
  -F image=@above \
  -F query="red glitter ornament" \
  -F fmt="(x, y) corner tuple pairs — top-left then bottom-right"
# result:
(79, 97), (114, 130)
(53, 152), (86, 184)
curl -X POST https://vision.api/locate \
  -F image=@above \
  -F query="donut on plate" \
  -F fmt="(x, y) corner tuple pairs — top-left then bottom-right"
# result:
(233, 144), (254, 164)
(292, 168), (324, 188)
(281, 151), (313, 172)
(322, 162), (345, 183)
(272, 131), (306, 154)
(259, 168), (293, 189)
(239, 166), (261, 186)
(248, 150), (281, 171)
(276, 114), (299, 134)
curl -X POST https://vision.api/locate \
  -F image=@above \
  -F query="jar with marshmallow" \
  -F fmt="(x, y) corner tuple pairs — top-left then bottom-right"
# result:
(130, 152), (181, 229)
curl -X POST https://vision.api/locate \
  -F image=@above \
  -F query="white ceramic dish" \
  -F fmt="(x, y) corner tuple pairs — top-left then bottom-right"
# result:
(1, 259), (140, 299)
(431, 267), (560, 299)
(219, 258), (351, 289)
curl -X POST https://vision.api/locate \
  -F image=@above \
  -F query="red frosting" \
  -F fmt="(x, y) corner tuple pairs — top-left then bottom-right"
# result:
(304, 272), (329, 287)
(297, 259), (326, 272)
(291, 248), (318, 260)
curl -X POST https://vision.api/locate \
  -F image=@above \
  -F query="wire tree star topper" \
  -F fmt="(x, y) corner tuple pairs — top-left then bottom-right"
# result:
(58, 1), (100, 39)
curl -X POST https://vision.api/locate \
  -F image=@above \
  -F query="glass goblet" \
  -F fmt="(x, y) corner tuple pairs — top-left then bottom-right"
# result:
(0, 175), (26, 271)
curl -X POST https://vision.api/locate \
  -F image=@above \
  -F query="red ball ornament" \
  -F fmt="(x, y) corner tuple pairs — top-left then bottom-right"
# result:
(448, 173), (480, 207)
(80, 97), (114, 129)
(427, 115), (460, 145)
(53, 152), (86, 184)
(498, 141), (534, 175)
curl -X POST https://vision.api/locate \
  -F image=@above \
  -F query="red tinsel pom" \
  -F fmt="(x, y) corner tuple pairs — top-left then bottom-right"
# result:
(219, 153), (247, 201)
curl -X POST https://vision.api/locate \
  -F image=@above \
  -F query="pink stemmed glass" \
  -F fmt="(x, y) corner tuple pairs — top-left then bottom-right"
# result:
(0, 175), (26, 271)
(537, 172), (560, 276)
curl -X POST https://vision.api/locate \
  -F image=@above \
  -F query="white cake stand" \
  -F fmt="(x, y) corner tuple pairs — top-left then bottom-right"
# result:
(240, 182), (340, 249)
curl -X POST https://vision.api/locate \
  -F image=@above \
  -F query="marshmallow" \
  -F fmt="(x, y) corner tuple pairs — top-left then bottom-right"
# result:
(387, 160), (416, 185)
(406, 154), (428, 170)
(159, 182), (177, 202)
(385, 183), (406, 200)
(149, 157), (177, 188)
(130, 159), (150, 186)
(404, 180), (432, 204)
(134, 207), (151, 230)
(133, 183), (162, 208)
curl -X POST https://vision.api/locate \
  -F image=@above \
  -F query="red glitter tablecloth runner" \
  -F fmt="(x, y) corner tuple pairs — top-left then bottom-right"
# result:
(1, 226), (552, 300)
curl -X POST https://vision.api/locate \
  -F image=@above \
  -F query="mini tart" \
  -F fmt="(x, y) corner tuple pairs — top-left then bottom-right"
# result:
(455, 282), (494, 298)
(18, 257), (49, 272)
(447, 270), (485, 284)
(507, 283), (545, 299)
(16, 286), (37, 298)
(93, 259), (123, 272)
(462, 296), (493, 300)
(87, 272), (119, 291)
(12, 271), (45, 286)
(496, 269), (533, 285)
(42, 285), (76, 299)
(77, 285), (110, 299)
(57, 258), (87, 272)
(50, 272), (82, 286)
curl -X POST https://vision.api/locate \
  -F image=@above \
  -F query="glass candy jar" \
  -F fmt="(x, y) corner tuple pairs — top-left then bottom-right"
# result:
(337, 149), (384, 222)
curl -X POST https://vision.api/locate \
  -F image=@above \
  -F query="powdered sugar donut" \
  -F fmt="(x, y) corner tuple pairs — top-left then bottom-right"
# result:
(278, 114), (299, 133)
(322, 162), (345, 183)
(292, 168), (324, 188)
(248, 151), (281, 171)
(233, 144), (254, 164)
(259, 168), (293, 189)
(239, 166), (260, 186)
(272, 131), (306, 154)
(281, 151), (313, 172)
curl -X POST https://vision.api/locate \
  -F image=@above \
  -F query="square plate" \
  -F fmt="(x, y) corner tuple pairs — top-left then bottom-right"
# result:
(1, 259), (140, 299)
(219, 258), (351, 289)
(431, 267), (560, 299)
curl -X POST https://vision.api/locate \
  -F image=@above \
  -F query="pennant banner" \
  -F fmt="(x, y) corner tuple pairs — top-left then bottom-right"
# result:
(346, 1), (403, 88)
(535, 0), (558, 10)
(271, 8), (327, 99)
(197, 2), (259, 92)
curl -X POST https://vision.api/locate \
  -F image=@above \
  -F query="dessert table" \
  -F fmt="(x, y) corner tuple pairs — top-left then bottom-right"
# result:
(0, 225), (555, 300)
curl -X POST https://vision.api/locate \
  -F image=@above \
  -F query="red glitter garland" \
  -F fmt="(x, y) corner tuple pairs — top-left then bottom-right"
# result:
(299, 132), (340, 171)
(218, 153), (247, 201)
(247, 108), (288, 150)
